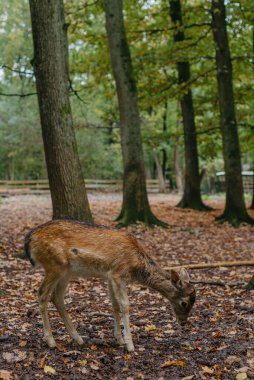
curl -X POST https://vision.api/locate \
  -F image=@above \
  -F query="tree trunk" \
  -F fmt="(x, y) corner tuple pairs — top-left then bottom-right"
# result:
(153, 151), (166, 193)
(211, 0), (253, 226)
(251, 178), (254, 209)
(29, 0), (92, 222)
(162, 101), (168, 178)
(173, 138), (183, 192)
(169, 0), (209, 211)
(104, 0), (167, 227)
(250, 28), (254, 210)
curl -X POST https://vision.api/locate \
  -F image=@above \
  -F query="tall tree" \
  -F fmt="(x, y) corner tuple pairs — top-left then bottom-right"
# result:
(211, 0), (253, 225)
(169, 0), (209, 211)
(104, 0), (167, 227)
(29, 0), (92, 222)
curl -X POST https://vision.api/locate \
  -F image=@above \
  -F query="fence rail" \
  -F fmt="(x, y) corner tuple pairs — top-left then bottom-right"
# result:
(0, 179), (161, 194)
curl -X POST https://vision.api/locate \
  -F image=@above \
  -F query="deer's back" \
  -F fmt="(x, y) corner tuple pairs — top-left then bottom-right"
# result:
(26, 220), (146, 278)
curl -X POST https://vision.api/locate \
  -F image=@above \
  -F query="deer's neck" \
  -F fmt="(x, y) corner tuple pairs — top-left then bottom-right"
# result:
(132, 261), (175, 300)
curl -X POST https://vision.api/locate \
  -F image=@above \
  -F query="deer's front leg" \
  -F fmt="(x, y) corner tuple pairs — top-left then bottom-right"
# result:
(111, 277), (134, 352)
(108, 280), (124, 346)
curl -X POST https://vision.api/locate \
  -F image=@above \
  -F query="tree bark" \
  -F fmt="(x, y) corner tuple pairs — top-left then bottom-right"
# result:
(104, 0), (167, 226)
(251, 179), (254, 209)
(169, 0), (209, 210)
(211, 0), (253, 226)
(162, 101), (168, 179)
(29, 0), (92, 222)
(153, 151), (166, 193)
(251, 27), (254, 210)
(173, 138), (183, 192)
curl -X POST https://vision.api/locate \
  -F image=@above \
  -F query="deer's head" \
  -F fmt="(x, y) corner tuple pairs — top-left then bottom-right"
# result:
(169, 268), (196, 326)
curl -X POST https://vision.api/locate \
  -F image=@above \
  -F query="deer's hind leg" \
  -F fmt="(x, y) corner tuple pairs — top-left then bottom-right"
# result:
(38, 272), (60, 348)
(108, 279), (124, 346)
(51, 275), (84, 345)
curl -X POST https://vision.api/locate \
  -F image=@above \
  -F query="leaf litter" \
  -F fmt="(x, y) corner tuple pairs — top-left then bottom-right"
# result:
(0, 192), (254, 379)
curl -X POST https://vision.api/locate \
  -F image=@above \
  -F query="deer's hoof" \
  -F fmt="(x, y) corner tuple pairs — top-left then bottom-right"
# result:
(126, 342), (135, 352)
(45, 337), (56, 348)
(75, 336), (84, 345)
(116, 336), (125, 346)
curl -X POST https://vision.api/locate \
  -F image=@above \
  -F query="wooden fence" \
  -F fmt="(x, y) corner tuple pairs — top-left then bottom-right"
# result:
(0, 179), (161, 195)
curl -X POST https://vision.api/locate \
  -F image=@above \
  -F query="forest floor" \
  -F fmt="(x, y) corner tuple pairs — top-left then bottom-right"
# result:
(0, 192), (254, 380)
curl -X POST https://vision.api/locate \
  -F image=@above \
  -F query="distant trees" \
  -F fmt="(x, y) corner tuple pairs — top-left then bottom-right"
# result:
(0, 0), (253, 227)
(169, 0), (209, 211)
(211, 0), (253, 225)
(29, 0), (92, 222)
(104, 0), (167, 227)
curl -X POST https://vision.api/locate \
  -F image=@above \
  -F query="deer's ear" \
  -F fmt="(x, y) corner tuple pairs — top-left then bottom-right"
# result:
(170, 270), (181, 287)
(180, 268), (190, 283)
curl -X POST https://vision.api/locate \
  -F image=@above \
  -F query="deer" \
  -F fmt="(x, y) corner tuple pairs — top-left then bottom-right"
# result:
(24, 219), (196, 352)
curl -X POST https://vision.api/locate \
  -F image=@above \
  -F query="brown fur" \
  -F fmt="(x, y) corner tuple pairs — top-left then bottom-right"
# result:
(25, 220), (195, 351)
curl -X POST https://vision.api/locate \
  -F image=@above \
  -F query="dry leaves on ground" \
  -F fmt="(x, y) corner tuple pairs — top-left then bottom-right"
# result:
(0, 193), (254, 379)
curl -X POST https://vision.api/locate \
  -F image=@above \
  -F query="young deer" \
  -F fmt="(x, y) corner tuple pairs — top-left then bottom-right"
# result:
(25, 220), (195, 352)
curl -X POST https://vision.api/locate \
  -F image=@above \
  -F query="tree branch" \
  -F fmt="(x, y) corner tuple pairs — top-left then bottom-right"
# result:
(69, 80), (87, 105)
(129, 22), (211, 36)
(1, 64), (34, 77)
(0, 92), (37, 97)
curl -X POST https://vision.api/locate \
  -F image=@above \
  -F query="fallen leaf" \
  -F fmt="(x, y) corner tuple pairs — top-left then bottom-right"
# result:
(2, 350), (26, 363)
(38, 357), (46, 368)
(161, 360), (186, 368)
(0, 370), (12, 380)
(225, 356), (241, 364)
(78, 360), (87, 367)
(2, 352), (14, 363)
(183, 346), (194, 351)
(19, 340), (27, 347)
(145, 325), (157, 332)
(44, 365), (56, 375)
(90, 361), (100, 370)
(247, 357), (254, 369)
(202, 366), (214, 374)
(236, 374), (247, 380)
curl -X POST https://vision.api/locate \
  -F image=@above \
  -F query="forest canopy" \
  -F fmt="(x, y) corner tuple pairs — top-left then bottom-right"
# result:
(0, 0), (253, 187)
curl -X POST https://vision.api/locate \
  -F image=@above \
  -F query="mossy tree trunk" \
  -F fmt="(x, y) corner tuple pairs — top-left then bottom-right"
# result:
(104, 0), (167, 227)
(251, 187), (254, 210)
(29, 0), (92, 222)
(169, 0), (209, 211)
(211, 0), (253, 226)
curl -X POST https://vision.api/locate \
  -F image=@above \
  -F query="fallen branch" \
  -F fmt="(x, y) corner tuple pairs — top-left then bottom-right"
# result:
(190, 280), (245, 288)
(165, 260), (254, 271)
(191, 280), (226, 287)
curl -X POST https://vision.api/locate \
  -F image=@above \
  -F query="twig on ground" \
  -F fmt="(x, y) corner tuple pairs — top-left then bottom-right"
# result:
(165, 260), (254, 271)
(190, 280), (245, 288)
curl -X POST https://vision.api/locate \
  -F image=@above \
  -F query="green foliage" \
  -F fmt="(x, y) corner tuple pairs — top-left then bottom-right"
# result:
(0, 0), (253, 182)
